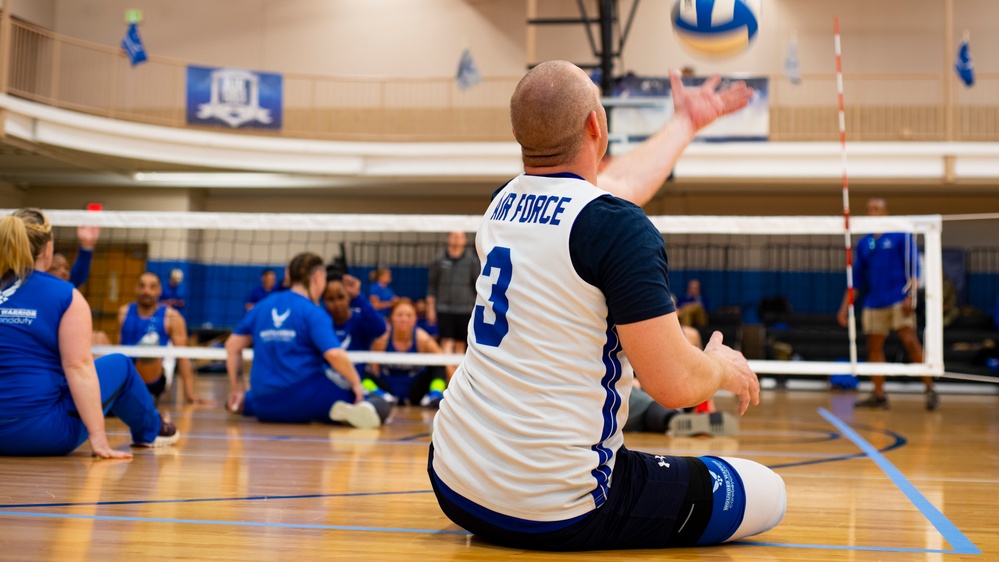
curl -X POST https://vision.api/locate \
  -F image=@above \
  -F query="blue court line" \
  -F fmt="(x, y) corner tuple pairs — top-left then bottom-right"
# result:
(0, 489), (432, 510)
(0, 510), (469, 535)
(768, 423), (907, 470)
(817, 407), (981, 556)
(743, 541), (969, 554)
(106, 430), (431, 446)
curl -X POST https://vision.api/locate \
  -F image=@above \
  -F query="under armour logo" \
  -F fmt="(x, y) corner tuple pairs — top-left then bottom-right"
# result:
(271, 308), (291, 328)
(655, 455), (670, 468)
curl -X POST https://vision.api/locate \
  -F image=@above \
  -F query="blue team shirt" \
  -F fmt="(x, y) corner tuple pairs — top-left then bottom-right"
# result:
(333, 295), (387, 352)
(854, 232), (919, 309)
(0, 271), (75, 417)
(333, 295), (387, 375)
(246, 284), (279, 307)
(369, 283), (396, 317)
(159, 283), (186, 316)
(120, 303), (169, 347)
(235, 290), (342, 397)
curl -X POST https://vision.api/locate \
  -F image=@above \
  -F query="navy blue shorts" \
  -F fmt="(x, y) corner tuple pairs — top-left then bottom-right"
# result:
(429, 445), (722, 551)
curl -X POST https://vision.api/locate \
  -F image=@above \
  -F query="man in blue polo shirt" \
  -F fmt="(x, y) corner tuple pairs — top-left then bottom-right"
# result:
(838, 197), (937, 410)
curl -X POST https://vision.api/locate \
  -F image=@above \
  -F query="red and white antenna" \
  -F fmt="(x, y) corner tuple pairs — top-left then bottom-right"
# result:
(835, 17), (859, 371)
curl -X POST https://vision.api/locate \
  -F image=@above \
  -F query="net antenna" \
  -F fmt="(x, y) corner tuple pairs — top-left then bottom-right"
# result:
(834, 17), (860, 376)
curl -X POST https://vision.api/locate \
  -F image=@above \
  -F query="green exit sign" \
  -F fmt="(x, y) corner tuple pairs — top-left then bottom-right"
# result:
(125, 9), (143, 24)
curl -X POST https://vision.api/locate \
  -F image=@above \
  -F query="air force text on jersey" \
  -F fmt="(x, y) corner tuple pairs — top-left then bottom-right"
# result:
(489, 193), (572, 225)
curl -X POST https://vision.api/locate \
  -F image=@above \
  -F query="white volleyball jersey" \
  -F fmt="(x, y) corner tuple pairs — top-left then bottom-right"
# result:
(432, 173), (639, 523)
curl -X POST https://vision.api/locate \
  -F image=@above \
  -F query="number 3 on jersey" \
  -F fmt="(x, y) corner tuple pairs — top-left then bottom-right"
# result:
(473, 246), (512, 347)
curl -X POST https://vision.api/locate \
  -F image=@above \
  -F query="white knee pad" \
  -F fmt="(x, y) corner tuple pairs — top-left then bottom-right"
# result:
(719, 457), (786, 542)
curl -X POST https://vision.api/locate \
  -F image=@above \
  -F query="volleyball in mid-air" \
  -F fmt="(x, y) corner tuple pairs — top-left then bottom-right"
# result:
(671, 0), (760, 58)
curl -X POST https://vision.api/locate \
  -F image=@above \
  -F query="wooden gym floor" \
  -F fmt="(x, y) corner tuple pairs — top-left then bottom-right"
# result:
(0, 377), (996, 561)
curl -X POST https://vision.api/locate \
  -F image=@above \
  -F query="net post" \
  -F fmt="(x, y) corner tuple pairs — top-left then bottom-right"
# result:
(920, 218), (945, 375)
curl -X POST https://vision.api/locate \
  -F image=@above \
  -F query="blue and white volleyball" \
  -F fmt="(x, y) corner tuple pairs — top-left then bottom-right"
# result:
(671, 0), (760, 58)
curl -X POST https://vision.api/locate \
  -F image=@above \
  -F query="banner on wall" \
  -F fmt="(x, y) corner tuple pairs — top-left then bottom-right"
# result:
(186, 66), (283, 130)
(606, 75), (769, 154)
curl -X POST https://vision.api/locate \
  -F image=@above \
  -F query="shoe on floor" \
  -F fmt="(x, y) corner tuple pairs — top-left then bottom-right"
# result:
(420, 390), (444, 409)
(329, 401), (382, 429)
(134, 420), (180, 448)
(925, 388), (940, 411)
(855, 394), (889, 409)
(668, 412), (739, 438)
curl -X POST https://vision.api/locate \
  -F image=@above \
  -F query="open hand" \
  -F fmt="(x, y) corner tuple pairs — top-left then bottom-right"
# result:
(89, 435), (133, 460)
(670, 70), (754, 133)
(77, 225), (101, 250)
(704, 331), (759, 415)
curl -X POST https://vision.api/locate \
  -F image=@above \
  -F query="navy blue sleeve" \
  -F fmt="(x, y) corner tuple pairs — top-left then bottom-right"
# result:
(69, 247), (92, 288)
(569, 196), (675, 325)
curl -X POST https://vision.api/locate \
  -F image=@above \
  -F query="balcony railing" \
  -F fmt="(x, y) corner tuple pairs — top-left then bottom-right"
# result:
(4, 16), (998, 142)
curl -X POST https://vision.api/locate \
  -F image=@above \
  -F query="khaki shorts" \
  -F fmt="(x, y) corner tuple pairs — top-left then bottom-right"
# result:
(862, 302), (916, 336)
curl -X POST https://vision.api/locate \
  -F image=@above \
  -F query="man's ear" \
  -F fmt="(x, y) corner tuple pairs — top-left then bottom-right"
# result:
(586, 111), (601, 138)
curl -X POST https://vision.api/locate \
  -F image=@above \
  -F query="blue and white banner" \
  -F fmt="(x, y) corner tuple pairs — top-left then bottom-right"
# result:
(607, 75), (769, 153)
(121, 23), (147, 66)
(456, 48), (482, 90)
(955, 38), (974, 87)
(186, 66), (283, 130)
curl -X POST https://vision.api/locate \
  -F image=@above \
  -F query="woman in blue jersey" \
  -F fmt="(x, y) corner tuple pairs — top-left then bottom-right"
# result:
(368, 267), (398, 318)
(0, 209), (178, 457)
(369, 298), (451, 407)
(323, 271), (387, 391)
(225, 252), (390, 428)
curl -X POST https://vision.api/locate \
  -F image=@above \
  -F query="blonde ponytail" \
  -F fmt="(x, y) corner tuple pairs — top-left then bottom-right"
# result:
(0, 215), (34, 288)
(0, 208), (52, 288)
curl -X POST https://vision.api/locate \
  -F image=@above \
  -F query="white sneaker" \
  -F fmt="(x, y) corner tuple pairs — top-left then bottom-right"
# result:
(329, 401), (382, 429)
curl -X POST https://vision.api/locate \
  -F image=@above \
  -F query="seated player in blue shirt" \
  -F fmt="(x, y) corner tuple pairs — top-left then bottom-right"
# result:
(322, 270), (390, 397)
(368, 267), (398, 318)
(225, 252), (391, 428)
(46, 224), (100, 289)
(369, 298), (453, 408)
(159, 268), (187, 318)
(245, 268), (280, 311)
(1, 208), (177, 457)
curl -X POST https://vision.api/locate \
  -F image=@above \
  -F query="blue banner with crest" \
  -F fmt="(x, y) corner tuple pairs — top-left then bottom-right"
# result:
(186, 66), (283, 130)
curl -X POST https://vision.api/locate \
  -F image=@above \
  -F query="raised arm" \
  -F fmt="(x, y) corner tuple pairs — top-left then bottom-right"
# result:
(68, 225), (100, 288)
(616, 312), (759, 415)
(598, 70), (753, 206)
(60, 290), (133, 460)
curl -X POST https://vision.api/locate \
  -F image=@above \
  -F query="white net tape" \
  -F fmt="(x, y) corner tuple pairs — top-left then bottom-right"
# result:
(10, 209), (945, 378)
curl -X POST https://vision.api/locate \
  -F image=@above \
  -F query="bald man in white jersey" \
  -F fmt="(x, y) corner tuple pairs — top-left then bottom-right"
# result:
(429, 61), (785, 550)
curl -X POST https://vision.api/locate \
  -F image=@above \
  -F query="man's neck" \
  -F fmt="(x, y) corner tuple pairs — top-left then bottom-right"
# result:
(135, 302), (158, 316)
(523, 164), (596, 185)
(523, 147), (601, 186)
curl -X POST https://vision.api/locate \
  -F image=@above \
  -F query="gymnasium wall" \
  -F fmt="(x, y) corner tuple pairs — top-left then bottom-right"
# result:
(31, 0), (999, 78)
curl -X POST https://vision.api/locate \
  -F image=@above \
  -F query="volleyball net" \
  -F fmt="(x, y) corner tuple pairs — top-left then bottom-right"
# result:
(17, 208), (999, 380)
